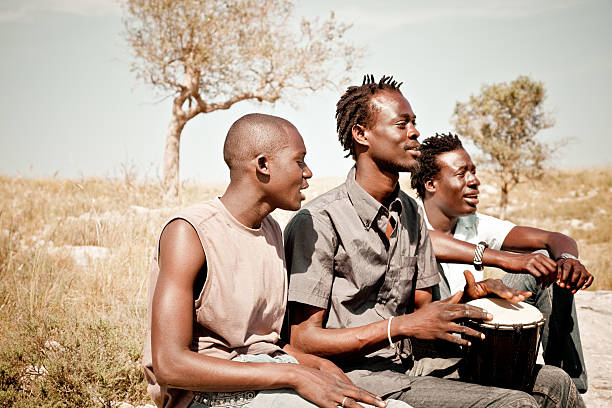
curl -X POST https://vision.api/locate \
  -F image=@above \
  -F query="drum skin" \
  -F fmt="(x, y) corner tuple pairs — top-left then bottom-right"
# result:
(462, 298), (545, 391)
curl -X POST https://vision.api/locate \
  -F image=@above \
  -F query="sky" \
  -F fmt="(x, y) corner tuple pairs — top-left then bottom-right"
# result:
(1, 0), (611, 183)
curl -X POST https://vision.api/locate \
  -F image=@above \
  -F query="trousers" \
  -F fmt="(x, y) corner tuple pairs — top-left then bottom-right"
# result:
(387, 362), (584, 408)
(187, 353), (411, 408)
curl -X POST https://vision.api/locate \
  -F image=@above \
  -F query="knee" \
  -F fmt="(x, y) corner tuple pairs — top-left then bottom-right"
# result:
(497, 390), (538, 408)
(532, 365), (582, 407)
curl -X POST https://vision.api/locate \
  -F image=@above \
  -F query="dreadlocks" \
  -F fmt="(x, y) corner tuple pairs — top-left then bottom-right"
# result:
(411, 133), (464, 198)
(335, 74), (403, 159)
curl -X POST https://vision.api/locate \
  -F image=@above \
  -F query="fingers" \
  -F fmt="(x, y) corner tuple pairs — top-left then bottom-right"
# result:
(582, 273), (594, 290)
(556, 260), (594, 292)
(342, 387), (386, 408)
(442, 304), (491, 321)
(484, 279), (530, 304)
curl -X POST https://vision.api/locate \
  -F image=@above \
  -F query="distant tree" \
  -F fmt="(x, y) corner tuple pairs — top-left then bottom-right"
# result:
(451, 75), (556, 218)
(122, 0), (361, 201)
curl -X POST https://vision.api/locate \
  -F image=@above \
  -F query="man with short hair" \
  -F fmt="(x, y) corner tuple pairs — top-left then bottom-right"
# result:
(410, 132), (593, 392)
(284, 75), (585, 407)
(143, 113), (403, 408)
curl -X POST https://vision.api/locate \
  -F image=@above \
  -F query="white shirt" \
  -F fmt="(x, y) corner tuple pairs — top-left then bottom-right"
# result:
(417, 199), (516, 295)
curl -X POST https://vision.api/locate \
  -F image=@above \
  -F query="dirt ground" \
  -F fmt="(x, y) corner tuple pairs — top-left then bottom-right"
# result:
(575, 290), (612, 407)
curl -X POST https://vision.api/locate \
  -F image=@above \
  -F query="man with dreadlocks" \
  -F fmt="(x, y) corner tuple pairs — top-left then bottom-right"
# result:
(283, 75), (585, 407)
(410, 132), (592, 393)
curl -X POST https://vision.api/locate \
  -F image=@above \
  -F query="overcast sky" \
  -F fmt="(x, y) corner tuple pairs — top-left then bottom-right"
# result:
(1, 0), (611, 183)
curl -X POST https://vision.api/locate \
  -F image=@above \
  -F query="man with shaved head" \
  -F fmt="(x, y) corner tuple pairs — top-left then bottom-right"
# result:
(143, 113), (407, 408)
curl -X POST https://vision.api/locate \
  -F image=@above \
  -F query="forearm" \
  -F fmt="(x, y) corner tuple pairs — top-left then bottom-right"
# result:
(428, 230), (475, 263)
(545, 232), (578, 259)
(290, 319), (393, 359)
(154, 348), (301, 392)
(429, 231), (516, 271)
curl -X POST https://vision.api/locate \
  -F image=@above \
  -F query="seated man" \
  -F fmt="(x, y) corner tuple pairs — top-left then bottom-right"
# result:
(142, 113), (403, 408)
(284, 75), (585, 407)
(410, 132), (593, 392)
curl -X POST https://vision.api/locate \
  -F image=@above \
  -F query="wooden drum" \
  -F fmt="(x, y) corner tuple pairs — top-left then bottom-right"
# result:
(463, 297), (545, 391)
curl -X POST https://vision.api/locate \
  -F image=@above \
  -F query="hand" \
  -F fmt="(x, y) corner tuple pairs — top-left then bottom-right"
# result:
(503, 252), (557, 287)
(295, 351), (353, 385)
(556, 258), (594, 293)
(291, 364), (386, 408)
(462, 270), (531, 304)
(401, 291), (492, 347)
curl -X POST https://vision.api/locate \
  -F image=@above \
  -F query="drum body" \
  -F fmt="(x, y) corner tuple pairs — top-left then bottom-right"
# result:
(463, 298), (545, 391)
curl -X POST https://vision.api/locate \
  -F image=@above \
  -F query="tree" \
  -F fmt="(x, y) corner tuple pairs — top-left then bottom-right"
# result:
(451, 75), (556, 218)
(122, 0), (361, 201)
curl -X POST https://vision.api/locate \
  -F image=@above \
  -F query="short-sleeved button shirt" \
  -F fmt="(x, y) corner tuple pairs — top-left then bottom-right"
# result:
(284, 168), (440, 395)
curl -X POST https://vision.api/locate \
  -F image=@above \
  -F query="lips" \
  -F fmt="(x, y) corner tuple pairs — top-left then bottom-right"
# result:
(299, 182), (309, 200)
(405, 146), (421, 156)
(463, 192), (479, 206)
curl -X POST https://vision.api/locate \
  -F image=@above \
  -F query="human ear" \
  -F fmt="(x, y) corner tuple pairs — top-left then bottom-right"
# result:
(255, 155), (270, 176)
(351, 124), (369, 147)
(424, 179), (436, 193)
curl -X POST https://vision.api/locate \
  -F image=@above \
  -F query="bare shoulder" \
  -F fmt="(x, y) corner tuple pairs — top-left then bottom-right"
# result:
(159, 218), (206, 279)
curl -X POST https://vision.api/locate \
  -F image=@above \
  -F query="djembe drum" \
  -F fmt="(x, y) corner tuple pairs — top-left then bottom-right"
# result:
(463, 297), (545, 391)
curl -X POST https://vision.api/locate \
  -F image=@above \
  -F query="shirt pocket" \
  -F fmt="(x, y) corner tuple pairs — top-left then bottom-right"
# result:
(396, 256), (418, 304)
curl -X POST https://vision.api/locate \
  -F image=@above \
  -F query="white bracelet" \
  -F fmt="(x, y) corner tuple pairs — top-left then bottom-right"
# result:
(387, 316), (395, 349)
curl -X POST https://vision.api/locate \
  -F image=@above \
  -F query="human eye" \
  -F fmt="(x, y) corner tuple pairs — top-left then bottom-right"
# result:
(396, 121), (407, 129)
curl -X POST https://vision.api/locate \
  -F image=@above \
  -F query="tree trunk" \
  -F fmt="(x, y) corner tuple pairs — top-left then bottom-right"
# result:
(499, 183), (509, 219)
(162, 110), (187, 202)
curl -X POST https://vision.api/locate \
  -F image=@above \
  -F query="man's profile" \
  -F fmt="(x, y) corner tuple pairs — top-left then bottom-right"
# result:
(142, 113), (402, 408)
(410, 132), (593, 392)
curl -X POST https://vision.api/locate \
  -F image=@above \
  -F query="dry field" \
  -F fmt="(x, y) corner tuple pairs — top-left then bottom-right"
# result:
(0, 167), (610, 407)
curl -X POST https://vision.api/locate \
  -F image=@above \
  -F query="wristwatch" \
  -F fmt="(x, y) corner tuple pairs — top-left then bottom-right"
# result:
(558, 253), (579, 261)
(473, 241), (489, 271)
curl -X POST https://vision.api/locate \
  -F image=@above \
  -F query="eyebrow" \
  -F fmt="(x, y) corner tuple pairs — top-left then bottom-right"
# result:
(396, 113), (416, 121)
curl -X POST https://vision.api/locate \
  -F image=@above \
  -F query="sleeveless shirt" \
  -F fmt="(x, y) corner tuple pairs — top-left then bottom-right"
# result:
(142, 198), (287, 408)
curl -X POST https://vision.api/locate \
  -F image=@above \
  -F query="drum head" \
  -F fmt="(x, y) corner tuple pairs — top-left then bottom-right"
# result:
(466, 297), (543, 328)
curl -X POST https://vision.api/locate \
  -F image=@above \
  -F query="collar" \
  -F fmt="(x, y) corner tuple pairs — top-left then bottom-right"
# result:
(345, 167), (402, 230)
(415, 197), (477, 239)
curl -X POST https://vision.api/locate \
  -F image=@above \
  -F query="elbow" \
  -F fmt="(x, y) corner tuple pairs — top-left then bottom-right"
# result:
(289, 326), (318, 355)
(152, 350), (183, 388)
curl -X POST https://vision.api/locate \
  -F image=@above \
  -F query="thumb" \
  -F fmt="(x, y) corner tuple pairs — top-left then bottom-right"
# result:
(464, 270), (476, 288)
(445, 290), (463, 304)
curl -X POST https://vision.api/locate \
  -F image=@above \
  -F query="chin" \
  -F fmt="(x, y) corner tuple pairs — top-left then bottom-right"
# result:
(463, 205), (478, 214)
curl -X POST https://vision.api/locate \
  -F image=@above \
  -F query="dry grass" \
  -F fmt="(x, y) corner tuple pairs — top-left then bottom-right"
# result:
(0, 167), (610, 406)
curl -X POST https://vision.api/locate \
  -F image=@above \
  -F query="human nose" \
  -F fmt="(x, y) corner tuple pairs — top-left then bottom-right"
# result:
(408, 122), (420, 139)
(467, 172), (479, 186)
(303, 163), (312, 179)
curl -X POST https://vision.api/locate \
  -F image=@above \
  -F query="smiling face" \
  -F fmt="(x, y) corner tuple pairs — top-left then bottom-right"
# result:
(428, 148), (480, 218)
(267, 125), (312, 211)
(361, 90), (421, 173)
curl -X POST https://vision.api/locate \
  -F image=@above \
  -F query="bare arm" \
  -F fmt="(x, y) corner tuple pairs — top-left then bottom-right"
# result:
(289, 290), (492, 358)
(152, 219), (297, 392)
(502, 226), (593, 292)
(152, 220), (385, 408)
(429, 229), (558, 284)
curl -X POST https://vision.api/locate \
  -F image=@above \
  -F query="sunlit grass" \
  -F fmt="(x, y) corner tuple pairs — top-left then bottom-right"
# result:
(0, 167), (610, 406)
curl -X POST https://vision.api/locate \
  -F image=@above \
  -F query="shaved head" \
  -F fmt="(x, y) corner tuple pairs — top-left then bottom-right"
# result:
(224, 113), (296, 172)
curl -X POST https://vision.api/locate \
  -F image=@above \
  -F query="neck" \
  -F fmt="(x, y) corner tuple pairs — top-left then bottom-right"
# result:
(220, 181), (272, 229)
(354, 159), (399, 205)
(422, 198), (458, 235)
